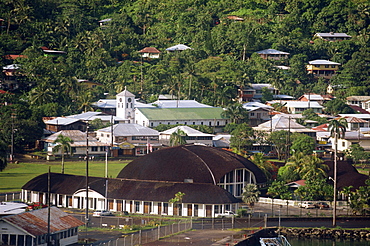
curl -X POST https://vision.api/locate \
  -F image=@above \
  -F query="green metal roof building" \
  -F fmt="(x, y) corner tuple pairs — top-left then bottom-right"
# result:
(135, 107), (229, 132)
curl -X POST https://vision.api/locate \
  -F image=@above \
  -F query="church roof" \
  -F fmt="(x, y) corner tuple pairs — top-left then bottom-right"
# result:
(117, 145), (267, 185)
(22, 173), (241, 204)
(117, 89), (135, 97)
(137, 107), (226, 121)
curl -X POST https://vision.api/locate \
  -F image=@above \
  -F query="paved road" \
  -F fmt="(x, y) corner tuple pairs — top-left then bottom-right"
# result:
(75, 202), (369, 245)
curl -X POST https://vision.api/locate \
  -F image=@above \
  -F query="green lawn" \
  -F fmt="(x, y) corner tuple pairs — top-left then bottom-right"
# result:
(0, 159), (131, 193)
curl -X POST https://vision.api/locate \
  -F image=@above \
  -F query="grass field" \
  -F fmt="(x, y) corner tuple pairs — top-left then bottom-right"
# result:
(0, 159), (131, 193)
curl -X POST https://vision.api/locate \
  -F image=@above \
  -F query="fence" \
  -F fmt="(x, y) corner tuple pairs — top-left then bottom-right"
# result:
(0, 192), (21, 202)
(86, 220), (192, 246)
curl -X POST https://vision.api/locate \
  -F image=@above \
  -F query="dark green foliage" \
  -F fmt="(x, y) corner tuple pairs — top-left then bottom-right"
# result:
(0, 0), (370, 156)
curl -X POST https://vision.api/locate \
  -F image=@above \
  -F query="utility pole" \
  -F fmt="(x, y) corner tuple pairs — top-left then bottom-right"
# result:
(10, 112), (16, 162)
(85, 122), (89, 229)
(110, 114), (114, 157)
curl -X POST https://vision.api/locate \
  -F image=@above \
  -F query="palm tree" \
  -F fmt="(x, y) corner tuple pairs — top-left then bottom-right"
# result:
(52, 134), (74, 174)
(299, 155), (328, 180)
(169, 129), (187, 147)
(221, 103), (249, 124)
(250, 153), (274, 181)
(241, 184), (261, 207)
(328, 118), (347, 227)
(281, 152), (306, 182)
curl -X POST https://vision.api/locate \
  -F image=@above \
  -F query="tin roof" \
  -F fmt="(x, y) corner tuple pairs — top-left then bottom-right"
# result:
(308, 59), (341, 65)
(151, 100), (212, 108)
(97, 123), (159, 136)
(166, 44), (192, 51)
(256, 49), (289, 55)
(43, 130), (108, 146)
(1, 207), (84, 237)
(315, 33), (351, 38)
(160, 126), (214, 137)
(137, 107), (227, 121)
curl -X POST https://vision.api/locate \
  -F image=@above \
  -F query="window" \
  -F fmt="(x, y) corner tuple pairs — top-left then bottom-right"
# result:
(250, 113), (255, 116)
(91, 147), (98, 152)
(71, 147), (76, 153)
(135, 201), (140, 212)
(100, 146), (105, 151)
(331, 65), (336, 68)
(325, 65), (329, 68)
(314, 65), (320, 68)
(218, 168), (255, 197)
(342, 142), (345, 147)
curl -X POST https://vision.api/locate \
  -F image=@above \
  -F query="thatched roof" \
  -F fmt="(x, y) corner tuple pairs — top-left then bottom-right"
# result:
(117, 145), (267, 185)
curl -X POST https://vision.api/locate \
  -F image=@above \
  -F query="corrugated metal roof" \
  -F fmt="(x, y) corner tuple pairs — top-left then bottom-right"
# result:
(160, 126), (214, 137)
(308, 59), (340, 65)
(92, 99), (116, 108)
(151, 100), (212, 108)
(315, 33), (351, 38)
(97, 123), (159, 136)
(43, 130), (108, 146)
(137, 107), (227, 121)
(256, 49), (289, 55)
(242, 102), (273, 109)
(166, 44), (192, 51)
(67, 111), (102, 120)
(284, 101), (323, 108)
(346, 96), (370, 102)
(1, 207), (84, 236)
(45, 117), (80, 125)
(254, 116), (316, 132)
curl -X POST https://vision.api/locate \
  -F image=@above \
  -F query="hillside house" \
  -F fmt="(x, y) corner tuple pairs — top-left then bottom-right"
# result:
(298, 93), (333, 105)
(256, 49), (289, 60)
(314, 33), (351, 41)
(306, 60), (340, 79)
(346, 96), (370, 110)
(139, 47), (161, 59)
(238, 84), (280, 102)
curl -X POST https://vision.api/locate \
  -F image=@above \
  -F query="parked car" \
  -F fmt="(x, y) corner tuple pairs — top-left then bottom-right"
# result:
(215, 211), (237, 218)
(315, 202), (330, 209)
(93, 210), (113, 217)
(27, 202), (47, 210)
(298, 201), (315, 209)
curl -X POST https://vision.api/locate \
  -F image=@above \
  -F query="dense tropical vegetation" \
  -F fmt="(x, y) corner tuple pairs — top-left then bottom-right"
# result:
(1, 0), (369, 153)
(0, 0), (369, 207)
